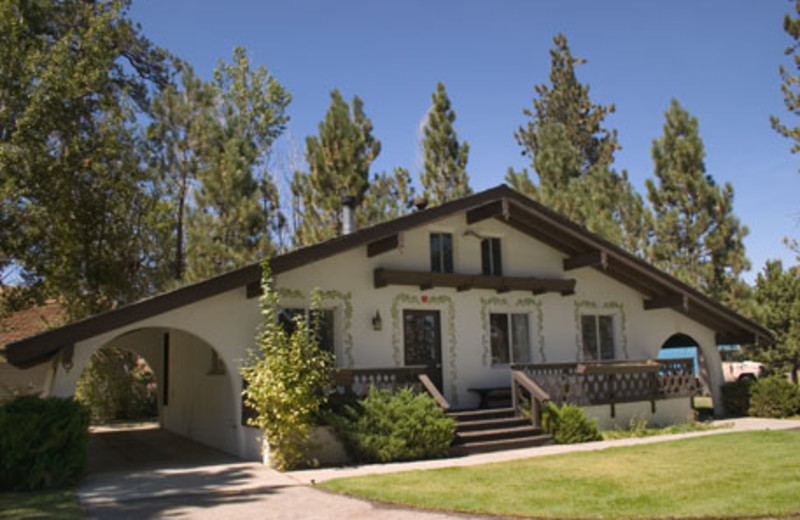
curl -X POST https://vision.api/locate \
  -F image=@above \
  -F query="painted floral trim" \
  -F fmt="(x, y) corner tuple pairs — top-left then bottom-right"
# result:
(391, 292), (459, 406)
(278, 288), (355, 367)
(573, 300), (629, 361)
(480, 296), (546, 365)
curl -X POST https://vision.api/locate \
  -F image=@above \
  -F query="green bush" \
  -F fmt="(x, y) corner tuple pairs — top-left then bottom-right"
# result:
(75, 347), (157, 423)
(0, 396), (90, 491)
(748, 376), (800, 418)
(541, 402), (602, 444)
(330, 388), (455, 463)
(721, 379), (753, 416)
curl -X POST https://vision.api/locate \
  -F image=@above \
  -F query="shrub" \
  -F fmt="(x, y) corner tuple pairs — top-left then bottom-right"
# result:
(541, 402), (602, 444)
(721, 379), (754, 416)
(0, 396), (90, 491)
(240, 261), (333, 471)
(748, 376), (800, 418)
(75, 347), (157, 423)
(331, 388), (455, 463)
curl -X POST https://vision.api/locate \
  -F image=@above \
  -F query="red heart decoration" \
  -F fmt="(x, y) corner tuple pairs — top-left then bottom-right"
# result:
(421, 295), (429, 303)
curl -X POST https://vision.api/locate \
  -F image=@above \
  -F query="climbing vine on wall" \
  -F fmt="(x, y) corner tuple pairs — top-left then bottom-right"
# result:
(390, 292), (459, 406)
(573, 300), (629, 361)
(480, 296), (546, 366)
(278, 288), (355, 367)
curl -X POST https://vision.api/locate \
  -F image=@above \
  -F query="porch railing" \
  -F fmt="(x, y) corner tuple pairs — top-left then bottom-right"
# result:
(511, 370), (550, 428)
(510, 358), (699, 415)
(332, 366), (450, 410)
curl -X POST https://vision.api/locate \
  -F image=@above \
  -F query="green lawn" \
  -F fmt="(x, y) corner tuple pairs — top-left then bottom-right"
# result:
(0, 490), (81, 520)
(322, 431), (800, 518)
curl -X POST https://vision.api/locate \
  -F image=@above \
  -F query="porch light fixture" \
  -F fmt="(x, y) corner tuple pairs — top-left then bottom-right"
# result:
(372, 310), (383, 331)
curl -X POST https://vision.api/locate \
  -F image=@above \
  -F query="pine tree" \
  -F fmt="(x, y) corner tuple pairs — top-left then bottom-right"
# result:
(359, 168), (416, 227)
(147, 62), (215, 281)
(772, 0), (800, 172)
(509, 34), (651, 255)
(185, 47), (290, 281)
(752, 260), (800, 383)
(292, 90), (381, 246)
(0, 0), (172, 319)
(646, 99), (750, 304)
(420, 82), (471, 205)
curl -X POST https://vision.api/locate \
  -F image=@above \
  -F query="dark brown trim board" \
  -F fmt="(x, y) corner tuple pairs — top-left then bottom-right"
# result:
(5, 185), (769, 367)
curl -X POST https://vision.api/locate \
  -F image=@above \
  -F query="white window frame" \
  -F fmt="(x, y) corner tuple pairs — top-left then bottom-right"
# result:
(580, 313), (616, 361)
(489, 312), (532, 366)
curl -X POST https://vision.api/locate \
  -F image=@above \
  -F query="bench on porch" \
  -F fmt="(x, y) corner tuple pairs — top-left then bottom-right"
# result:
(468, 386), (511, 409)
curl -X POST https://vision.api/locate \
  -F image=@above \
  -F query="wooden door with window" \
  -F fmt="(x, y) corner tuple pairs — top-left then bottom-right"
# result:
(403, 310), (443, 391)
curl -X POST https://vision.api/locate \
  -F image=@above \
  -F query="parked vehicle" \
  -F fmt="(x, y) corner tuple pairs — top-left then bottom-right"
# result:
(722, 360), (766, 383)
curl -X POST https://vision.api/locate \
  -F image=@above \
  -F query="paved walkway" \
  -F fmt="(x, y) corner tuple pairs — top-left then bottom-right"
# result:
(79, 418), (800, 519)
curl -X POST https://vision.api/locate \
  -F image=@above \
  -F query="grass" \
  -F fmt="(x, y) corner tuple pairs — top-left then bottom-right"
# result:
(0, 489), (81, 520)
(322, 431), (800, 518)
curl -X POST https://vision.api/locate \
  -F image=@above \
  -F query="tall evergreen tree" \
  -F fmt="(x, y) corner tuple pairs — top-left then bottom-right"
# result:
(646, 99), (750, 304)
(772, 0), (800, 173)
(291, 90), (381, 246)
(359, 168), (416, 227)
(420, 82), (471, 205)
(752, 260), (800, 383)
(0, 0), (172, 319)
(147, 62), (215, 282)
(508, 34), (651, 255)
(185, 47), (290, 281)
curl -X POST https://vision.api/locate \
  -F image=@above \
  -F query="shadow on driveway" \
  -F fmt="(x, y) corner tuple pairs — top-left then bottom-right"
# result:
(80, 424), (297, 519)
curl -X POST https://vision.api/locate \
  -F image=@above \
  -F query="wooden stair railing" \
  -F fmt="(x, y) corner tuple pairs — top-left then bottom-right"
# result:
(418, 373), (450, 411)
(511, 369), (550, 429)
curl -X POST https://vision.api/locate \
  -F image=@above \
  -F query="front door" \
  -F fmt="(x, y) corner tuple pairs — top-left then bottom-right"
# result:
(403, 310), (443, 390)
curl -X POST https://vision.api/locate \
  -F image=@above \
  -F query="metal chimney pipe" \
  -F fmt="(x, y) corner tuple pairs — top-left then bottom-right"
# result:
(341, 195), (356, 235)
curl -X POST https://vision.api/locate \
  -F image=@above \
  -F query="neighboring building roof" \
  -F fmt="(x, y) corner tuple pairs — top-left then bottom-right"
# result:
(0, 301), (62, 354)
(5, 185), (770, 368)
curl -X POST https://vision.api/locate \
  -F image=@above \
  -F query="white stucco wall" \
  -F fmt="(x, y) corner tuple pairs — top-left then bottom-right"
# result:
(44, 209), (728, 461)
(584, 397), (695, 430)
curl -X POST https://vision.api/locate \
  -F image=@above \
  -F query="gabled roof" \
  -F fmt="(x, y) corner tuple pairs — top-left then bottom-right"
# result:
(0, 301), (62, 353)
(5, 185), (769, 368)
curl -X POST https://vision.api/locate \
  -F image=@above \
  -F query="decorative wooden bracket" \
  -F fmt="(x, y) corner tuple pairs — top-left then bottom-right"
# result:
(466, 198), (510, 224)
(643, 293), (689, 313)
(563, 250), (608, 271)
(367, 234), (400, 257)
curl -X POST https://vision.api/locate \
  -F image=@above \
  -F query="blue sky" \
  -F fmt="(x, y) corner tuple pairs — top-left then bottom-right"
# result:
(130, 0), (800, 281)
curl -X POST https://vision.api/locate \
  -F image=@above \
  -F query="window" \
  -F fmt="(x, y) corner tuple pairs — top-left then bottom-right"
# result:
(581, 314), (615, 361)
(278, 307), (335, 353)
(481, 238), (502, 276)
(430, 233), (453, 273)
(490, 313), (531, 365)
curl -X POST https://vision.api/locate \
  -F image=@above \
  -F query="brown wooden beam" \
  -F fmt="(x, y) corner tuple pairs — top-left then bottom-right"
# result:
(373, 268), (576, 296)
(466, 199), (510, 224)
(367, 234), (400, 257)
(644, 293), (689, 313)
(716, 332), (756, 345)
(563, 250), (608, 271)
(246, 281), (261, 299)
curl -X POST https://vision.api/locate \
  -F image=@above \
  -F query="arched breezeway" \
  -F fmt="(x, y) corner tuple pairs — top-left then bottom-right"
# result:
(50, 326), (244, 460)
(657, 332), (718, 417)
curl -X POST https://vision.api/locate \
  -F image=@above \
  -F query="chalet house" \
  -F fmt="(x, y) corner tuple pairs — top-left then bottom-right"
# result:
(5, 186), (767, 460)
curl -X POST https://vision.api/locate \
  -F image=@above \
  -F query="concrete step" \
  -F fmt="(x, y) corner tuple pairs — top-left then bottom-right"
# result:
(449, 434), (554, 456)
(455, 416), (530, 432)
(453, 425), (544, 445)
(447, 407), (515, 422)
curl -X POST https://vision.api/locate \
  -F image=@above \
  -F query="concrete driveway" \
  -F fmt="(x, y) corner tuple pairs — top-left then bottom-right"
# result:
(79, 424), (477, 520)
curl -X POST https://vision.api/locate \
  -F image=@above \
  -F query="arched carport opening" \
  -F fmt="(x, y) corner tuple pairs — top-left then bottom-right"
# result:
(69, 327), (241, 473)
(657, 333), (715, 418)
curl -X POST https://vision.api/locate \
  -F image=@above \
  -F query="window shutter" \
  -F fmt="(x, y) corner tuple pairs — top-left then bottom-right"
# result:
(581, 315), (598, 361)
(492, 238), (502, 276)
(442, 233), (453, 273)
(481, 239), (491, 276)
(430, 234), (441, 272)
(598, 315), (615, 360)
